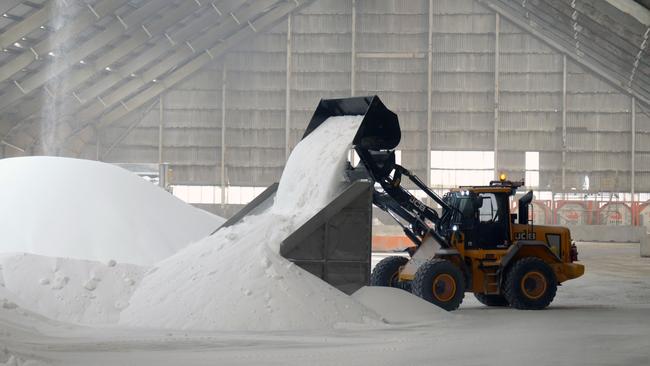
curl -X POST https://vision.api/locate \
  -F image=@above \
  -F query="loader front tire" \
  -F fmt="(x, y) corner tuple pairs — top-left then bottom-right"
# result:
(504, 257), (557, 310)
(370, 256), (408, 288)
(412, 259), (465, 311)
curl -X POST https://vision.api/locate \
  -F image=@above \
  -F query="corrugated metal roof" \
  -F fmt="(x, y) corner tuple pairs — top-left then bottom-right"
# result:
(0, 0), (312, 156)
(480, 0), (650, 106)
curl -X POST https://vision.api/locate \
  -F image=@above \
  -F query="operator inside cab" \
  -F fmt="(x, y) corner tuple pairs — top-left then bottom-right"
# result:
(458, 173), (512, 250)
(475, 191), (510, 249)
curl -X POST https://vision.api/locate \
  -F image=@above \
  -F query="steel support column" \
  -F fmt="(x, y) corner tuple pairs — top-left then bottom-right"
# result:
(158, 95), (163, 164)
(350, 0), (357, 97)
(493, 13), (500, 179)
(285, 14), (292, 161)
(631, 96), (636, 213)
(562, 55), (567, 197)
(221, 65), (227, 208)
(426, 0), (433, 186)
(95, 126), (101, 161)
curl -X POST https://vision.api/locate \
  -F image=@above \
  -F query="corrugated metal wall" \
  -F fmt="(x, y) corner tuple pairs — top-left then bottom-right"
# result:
(95, 0), (649, 194)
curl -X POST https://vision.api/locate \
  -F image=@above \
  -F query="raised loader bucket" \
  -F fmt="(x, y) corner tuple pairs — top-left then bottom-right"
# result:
(216, 96), (400, 295)
(303, 95), (401, 150)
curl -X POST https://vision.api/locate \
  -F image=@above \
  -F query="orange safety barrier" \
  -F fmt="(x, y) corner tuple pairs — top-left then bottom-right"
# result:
(372, 235), (414, 252)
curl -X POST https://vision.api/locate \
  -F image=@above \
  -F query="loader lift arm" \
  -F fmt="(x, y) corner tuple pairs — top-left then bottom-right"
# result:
(355, 148), (453, 249)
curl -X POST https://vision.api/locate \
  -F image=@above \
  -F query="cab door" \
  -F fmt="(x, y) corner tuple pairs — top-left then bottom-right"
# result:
(474, 192), (510, 249)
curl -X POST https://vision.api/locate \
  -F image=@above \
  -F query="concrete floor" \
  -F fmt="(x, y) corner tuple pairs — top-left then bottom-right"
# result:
(1, 242), (649, 365)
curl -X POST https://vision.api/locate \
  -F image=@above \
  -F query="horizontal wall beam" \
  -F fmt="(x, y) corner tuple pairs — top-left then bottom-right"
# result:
(356, 52), (426, 59)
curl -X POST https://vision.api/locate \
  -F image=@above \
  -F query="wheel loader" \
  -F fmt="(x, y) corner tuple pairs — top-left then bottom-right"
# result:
(306, 95), (585, 310)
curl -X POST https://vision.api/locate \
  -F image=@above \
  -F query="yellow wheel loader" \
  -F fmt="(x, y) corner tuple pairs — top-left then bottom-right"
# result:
(369, 177), (584, 310)
(307, 95), (585, 310)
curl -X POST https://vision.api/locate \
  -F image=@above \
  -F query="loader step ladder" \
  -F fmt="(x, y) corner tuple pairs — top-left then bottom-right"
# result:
(479, 260), (500, 295)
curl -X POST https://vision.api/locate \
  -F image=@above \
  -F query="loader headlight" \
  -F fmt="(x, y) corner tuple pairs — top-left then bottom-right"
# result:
(452, 225), (458, 231)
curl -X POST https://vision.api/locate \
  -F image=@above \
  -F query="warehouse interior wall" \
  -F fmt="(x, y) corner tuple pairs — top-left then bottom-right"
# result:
(72, 0), (649, 219)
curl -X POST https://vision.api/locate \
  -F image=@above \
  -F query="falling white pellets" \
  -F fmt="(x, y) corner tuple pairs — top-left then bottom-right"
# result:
(121, 116), (380, 331)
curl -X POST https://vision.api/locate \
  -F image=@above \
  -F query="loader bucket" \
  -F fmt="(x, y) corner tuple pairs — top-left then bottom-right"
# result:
(302, 95), (401, 150)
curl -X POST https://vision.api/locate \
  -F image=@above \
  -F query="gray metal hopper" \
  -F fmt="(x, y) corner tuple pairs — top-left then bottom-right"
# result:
(214, 180), (373, 295)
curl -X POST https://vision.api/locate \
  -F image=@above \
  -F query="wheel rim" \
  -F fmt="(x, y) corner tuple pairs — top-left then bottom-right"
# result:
(432, 274), (456, 302)
(520, 271), (547, 300)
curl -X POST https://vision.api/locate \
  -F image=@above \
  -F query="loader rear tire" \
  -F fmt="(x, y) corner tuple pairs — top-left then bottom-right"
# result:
(503, 257), (557, 310)
(370, 256), (408, 288)
(474, 293), (509, 307)
(412, 259), (465, 311)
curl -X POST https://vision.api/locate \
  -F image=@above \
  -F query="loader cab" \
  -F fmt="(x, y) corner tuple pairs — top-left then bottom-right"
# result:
(446, 179), (524, 250)
(474, 191), (510, 248)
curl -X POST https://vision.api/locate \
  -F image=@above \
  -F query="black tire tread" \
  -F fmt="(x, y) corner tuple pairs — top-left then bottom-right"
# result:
(412, 259), (465, 311)
(504, 257), (557, 310)
(370, 256), (409, 287)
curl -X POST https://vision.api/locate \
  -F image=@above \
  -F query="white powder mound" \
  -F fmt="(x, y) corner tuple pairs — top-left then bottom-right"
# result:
(121, 116), (379, 331)
(352, 286), (450, 324)
(0, 156), (223, 265)
(0, 253), (145, 324)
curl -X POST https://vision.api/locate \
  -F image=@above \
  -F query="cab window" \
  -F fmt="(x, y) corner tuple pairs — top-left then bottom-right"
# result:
(457, 197), (475, 219)
(479, 194), (498, 222)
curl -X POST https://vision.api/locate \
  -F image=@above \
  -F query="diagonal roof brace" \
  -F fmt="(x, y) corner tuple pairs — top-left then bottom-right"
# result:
(97, 1), (312, 130)
(0, 1), (24, 16)
(0, 0), (218, 130)
(514, 0), (650, 89)
(0, 0), (130, 84)
(479, 0), (650, 108)
(0, 0), (172, 112)
(70, 0), (271, 124)
(0, 1), (54, 50)
(212, 3), (222, 16)
(64, 0), (314, 148)
(87, 3), (100, 19)
(546, 0), (649, 71)
(628, 27), (650, 87)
